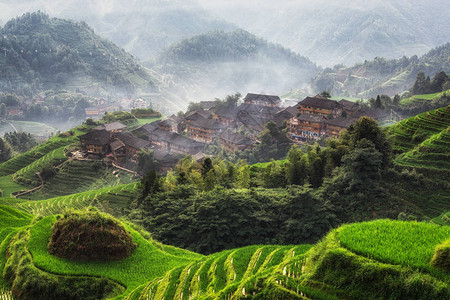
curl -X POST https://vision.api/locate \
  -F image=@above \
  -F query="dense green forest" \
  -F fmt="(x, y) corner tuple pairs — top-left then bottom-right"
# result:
(0, 11), (156, 97)
(126, 115), (449, 254)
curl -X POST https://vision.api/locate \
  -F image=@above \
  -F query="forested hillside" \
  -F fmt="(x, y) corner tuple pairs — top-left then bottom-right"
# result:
(0, 11), (157, 97)
(311, 43), (450, 98)
(150, 29), (320, 107)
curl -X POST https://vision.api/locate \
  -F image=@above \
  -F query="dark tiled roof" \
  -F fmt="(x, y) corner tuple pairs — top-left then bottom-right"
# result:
(300, 97), (342, 110)
(116, 132), (150, 149)
(110, 139), (125, 151)
(185, 109), (212, 121)
(243, 93), (281, 105)
(236, 103), (279, 116)
(214, 105), (238, 119)
(339, 99), (359, 111)
(170, 134), (204, 148)
(324, 116), (356, 128)
(189, 118), (225, 130)
(79, 129), (111, 145)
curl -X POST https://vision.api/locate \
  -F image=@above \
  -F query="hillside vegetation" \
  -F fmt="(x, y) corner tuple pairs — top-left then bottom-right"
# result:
(312, 43), (450, 99)
(0, 11), (156, 96)
(2, 208), (448, 299)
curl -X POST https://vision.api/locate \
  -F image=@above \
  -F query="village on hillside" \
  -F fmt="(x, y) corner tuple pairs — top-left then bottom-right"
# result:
(78, 93), (392, 173)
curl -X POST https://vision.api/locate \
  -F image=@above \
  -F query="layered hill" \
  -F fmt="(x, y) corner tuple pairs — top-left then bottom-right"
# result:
(310, 43), (450, 98)
(1, 204), (448, 299)
(0, 11), (157, 96)
(150, 29), (320, 107)
(201, 0), (450, 67)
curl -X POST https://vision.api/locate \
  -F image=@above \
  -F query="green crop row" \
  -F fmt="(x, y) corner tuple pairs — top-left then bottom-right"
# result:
(338, 219), (450, 281)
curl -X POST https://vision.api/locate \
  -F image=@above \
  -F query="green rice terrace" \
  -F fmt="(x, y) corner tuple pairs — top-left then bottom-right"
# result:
(0, 203), (448, 299)
(387, 106), (450, 170)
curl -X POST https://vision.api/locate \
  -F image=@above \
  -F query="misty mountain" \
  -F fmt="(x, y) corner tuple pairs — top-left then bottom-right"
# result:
(199, 0), (450, 67)
(0, 0), (236, 60)
(0, 11), (157, 96)
(311, 42), (450, 98)
(148, 29), (320, 108)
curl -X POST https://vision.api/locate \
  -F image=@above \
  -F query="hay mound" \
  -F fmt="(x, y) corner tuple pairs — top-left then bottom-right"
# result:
(48, 209), (136, 261)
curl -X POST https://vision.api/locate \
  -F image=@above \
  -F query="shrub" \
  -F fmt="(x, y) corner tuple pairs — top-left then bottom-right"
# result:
(431, 239), (450, 273)
(47, 208), (137, 261)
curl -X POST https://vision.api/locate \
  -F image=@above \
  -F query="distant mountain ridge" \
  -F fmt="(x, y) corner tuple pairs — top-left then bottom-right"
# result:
(150, 29), (320, 107)
(0, 11), (157, 96)
(311, 42), (450, 98)
(199, 0), (450, 67)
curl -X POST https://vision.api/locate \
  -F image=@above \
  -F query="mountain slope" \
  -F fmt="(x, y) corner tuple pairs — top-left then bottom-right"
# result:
(150, 29), (320, 107)
(200, 0), (450, 66)
(0, 0), (236, 61)
(311, 42), (450, 98)
(0, 11), (157, 96)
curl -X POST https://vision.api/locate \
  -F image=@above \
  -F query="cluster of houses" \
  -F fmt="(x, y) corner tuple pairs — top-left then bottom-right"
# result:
(78, 93), (390, 173)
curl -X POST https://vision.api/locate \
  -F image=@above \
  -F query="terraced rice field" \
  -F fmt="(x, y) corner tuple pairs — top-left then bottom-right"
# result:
(0, 175), (29, 197)
(27, 159), (130, 199)
(0, 133), (79, 177)
(17, 182), (139, 216)
(12, 146), (68, 186)
(339, 219), (450, 281)
(388, 106), (450, 153)
(396, 127), (450, 170)
(131, 244), (313, 300)
(0, 120), (57, 137)
(0, 205), (33, 290)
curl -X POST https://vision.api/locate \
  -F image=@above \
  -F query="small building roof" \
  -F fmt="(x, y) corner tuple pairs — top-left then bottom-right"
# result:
(116, 132), (150, 149)
(79, 129), (111, 145)
(185, 109), (212, 121)
(324, 116), (356, 128)
(110, 139), (125, 151)
(300, 96), (342, 110)
(339, 99), (359, 111)
(189, 118), (225, 130)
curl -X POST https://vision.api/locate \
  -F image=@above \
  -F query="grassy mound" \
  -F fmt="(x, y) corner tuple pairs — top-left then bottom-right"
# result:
(3, 229), (124, 300)
(9, 211), (202, 298)
(431, 239), (450, 273)
(47, 209), (136, 261)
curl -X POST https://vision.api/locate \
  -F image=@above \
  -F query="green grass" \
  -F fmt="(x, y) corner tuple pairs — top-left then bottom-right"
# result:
(0, 205), (33, 289)
(0, 175), (30, 197)
(0, 120), (57, 137)
(400, 91), (450, 105)
(339, 220), (450, 280)
(26, 215), (202, 298)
